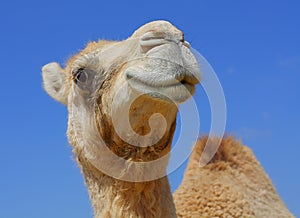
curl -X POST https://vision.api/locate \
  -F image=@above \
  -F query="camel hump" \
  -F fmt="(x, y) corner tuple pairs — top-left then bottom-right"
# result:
(173, 136), (294, 218)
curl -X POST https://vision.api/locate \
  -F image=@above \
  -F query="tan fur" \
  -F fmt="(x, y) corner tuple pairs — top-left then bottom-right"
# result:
(173, 136), (294, 217)
(62, 21), (184, 217)
(42, 21), (293, 217)
(66, 53), (178, 216)
(74, 145), (176, 218)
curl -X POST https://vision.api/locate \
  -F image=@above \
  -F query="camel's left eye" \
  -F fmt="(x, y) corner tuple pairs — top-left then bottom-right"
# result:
(73, 68), (88, 84)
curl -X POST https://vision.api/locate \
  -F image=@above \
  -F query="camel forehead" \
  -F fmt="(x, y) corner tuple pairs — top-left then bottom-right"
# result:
(67, 40), (116, 64)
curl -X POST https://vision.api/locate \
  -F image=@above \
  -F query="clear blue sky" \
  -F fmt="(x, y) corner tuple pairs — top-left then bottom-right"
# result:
(0, 1), (299, 217)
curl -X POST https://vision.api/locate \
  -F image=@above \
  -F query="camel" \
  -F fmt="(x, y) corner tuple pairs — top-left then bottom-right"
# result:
(42, 20), (293, 217)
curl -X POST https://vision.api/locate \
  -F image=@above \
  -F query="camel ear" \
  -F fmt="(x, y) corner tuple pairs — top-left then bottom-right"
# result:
(42, 62), (68, 105)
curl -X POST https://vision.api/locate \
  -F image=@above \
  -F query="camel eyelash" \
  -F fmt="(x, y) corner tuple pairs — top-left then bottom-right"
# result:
(72, 68), (88, 84)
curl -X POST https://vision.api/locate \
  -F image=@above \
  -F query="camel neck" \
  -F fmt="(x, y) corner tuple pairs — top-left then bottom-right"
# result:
(77, 153), (177, 218)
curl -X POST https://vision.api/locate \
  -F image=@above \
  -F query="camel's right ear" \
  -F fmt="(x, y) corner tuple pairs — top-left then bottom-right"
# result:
(42, 62), (68, 105)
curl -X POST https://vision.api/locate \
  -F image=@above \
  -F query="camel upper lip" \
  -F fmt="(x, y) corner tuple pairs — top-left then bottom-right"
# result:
(125, 69), (199, 89)
(126, 72), (196, 103)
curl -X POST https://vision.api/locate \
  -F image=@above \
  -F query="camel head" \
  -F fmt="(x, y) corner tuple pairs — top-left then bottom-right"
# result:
(42, 20), (201, 181)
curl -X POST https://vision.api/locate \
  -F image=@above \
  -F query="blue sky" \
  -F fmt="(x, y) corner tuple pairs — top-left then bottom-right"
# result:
(0, 0), (299, 217)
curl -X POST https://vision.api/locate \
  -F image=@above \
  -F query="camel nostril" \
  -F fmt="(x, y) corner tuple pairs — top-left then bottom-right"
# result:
(139, 31), (167, 52)
(140, 31), (165, 41)
(140, 31), (189, 53)
(180, 33), (185, 42)
(180, 80), (186, 85)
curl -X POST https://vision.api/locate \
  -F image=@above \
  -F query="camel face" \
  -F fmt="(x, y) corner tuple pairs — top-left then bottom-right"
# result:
(41, 21), (295, 216)
(42, 20), (201, 170)
(125, 21), (200, 103)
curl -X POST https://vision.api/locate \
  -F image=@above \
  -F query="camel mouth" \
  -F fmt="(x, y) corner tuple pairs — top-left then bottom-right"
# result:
(126, 74), (196, 103)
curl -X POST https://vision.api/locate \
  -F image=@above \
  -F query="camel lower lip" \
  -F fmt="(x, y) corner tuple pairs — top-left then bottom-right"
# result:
(127, 78), (195, 103)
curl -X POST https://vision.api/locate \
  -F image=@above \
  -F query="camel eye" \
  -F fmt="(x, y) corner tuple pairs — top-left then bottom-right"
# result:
(73, 68), (88, 84)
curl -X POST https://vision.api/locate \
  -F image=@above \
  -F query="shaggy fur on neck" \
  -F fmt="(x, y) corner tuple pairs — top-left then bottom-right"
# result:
(74, 146), (176, 218)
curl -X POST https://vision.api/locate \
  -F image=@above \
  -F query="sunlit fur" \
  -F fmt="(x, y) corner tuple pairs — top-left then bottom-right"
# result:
(174, 136), (294, 217)
(42, 20), (293, 217)
(43, 20), (198, 217)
